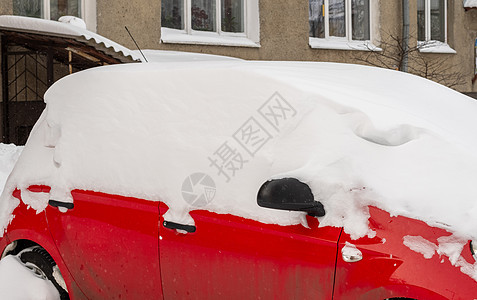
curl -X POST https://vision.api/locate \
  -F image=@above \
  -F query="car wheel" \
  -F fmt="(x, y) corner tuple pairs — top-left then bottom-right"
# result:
(19, 246), (69, 300)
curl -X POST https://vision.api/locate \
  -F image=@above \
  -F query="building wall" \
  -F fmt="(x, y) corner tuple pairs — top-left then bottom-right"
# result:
(1, 1), (476, 93)
(0, 1), (12, 15)
(95, 0), (477, 93)
(462, 8), (477, 92)
(96, 0), (161, 50)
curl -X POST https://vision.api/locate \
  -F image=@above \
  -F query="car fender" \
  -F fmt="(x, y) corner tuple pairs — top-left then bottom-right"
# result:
(3, 192), (87, 299)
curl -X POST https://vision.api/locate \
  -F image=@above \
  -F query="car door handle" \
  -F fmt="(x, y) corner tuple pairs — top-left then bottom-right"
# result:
(163, 220), (196, 233)
(48, 199), (74, 210)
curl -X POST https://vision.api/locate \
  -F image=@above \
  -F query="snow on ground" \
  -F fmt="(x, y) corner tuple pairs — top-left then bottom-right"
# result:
(0, 144), (57, 299)
(0, 144), (22, 195)
(0, 255), (59, 300)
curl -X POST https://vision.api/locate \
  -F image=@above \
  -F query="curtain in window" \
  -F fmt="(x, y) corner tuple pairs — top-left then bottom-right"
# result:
(162, 0), (184, 29)
(50, 0), (81, 20)
(417, 0), (425, 41)
(221, 0), (243, 32)
(309, 0), (325, 38)
(13, 0), (43, 18)
(192, 0), (216, 31)
(352, 0), (369, 40)
(430, 0), (445, 42)
(329, 0), (345, 37)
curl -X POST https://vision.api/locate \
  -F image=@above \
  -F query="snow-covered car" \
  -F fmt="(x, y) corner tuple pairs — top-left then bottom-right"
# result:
(0, 61), (476, 299)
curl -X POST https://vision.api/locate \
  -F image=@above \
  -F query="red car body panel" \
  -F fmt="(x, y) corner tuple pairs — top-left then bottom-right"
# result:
(335, 206), (477, 299)
(4, 188), (86, 299)
(1, 188), (477, 299)
(45, 189), (162, 299)
(159, 203), (341, 299)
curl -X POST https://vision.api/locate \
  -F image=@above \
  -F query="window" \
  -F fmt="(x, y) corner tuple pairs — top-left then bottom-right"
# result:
(309, 0), (373, 50)
(417, 0), (446, 42)
(13, 0), (81, 21)
(161, 0), (259, 47)
(417, 0), (454, 53)
(12, 0), (96, 31)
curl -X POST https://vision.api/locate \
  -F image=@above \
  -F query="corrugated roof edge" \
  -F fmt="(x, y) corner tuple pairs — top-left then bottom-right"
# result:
(0, 15), (141, 63)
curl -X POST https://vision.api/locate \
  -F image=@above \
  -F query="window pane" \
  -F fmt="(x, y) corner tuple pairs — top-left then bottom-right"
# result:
(352, 0), (369, 40)
(162, 0), (184, 29)
(309, 0), (325, 38)
(329, 0), (345, 37)
(192, 0), (216, 31)
(50, 0), (81, 21)
(13, 0), (43, 18)
(430, 0), (445, 42)
(221, 0), (243, 32)
(417, 0), (425, 41)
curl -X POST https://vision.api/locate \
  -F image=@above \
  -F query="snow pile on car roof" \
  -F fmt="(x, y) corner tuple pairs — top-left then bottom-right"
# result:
(1, 61), (477, 244)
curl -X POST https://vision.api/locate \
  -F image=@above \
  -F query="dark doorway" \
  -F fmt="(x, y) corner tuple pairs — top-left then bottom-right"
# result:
(0, 27), (135, 145)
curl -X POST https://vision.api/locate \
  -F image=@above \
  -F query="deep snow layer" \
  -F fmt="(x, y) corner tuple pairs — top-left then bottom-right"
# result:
(1, 61), (477, 245)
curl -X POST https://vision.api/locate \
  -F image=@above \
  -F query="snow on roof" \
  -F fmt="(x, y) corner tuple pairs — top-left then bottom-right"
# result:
(1, 61), (477, 246)
(464, 0), (477, 8)
(0, 15), (141, 62)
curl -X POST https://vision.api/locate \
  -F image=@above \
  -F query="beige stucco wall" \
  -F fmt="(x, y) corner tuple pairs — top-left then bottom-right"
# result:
(463, 8), (477, 92)
(96, 0), (161, 50)
(0, 0), (13, 15)
(0, 0), (476, 92)
(99, 0), (475, 92)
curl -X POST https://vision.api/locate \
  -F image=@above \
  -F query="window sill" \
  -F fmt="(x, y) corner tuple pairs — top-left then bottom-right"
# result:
(160, 28), (260, 48)
(309, 38), (381, 51)
(418, 41), (456, 54)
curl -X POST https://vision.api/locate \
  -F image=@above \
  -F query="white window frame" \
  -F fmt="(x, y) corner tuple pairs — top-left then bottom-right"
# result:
(309, 0), (379, 51)
(161, 0), (260, 48)
(13, 0), (96, 31)
(417, 0), (455, 54)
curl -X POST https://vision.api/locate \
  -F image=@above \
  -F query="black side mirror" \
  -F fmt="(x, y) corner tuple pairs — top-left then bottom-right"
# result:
(257, 178), (325, 217)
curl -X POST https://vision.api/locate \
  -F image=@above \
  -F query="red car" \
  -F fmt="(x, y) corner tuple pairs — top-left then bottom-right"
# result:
(0, 61), (476, 299)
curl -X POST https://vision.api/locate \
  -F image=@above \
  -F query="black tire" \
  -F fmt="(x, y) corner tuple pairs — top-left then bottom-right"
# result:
(19, 246), (69, 300)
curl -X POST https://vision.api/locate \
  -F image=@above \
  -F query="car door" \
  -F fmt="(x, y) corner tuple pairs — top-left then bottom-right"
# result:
(159, 203), (342, 299)
(45, 189), (162, 299)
